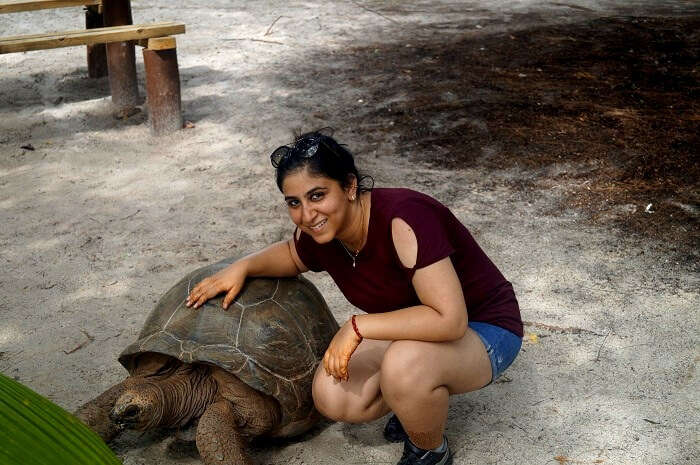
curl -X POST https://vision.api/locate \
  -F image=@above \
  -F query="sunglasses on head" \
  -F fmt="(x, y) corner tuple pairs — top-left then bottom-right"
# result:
(270, 128), (334, 168)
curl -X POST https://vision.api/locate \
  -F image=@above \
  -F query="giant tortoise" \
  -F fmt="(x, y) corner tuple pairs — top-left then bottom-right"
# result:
(75, 258), (339, 465)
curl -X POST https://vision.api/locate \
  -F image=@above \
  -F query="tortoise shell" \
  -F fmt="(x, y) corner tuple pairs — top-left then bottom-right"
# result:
(118, 258), (339, 431)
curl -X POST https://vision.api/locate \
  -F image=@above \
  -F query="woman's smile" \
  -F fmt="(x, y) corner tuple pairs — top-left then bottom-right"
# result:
(308, 218), (328, 233)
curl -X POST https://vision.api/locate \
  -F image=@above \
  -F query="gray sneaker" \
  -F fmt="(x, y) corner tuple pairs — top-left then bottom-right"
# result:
(397, 436), (453, 465)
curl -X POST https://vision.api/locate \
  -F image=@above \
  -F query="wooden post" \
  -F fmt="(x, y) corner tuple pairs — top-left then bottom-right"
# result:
(143, 37), (183, 135)
(102, 0), (139, 110)
(85, 5), (107, 78)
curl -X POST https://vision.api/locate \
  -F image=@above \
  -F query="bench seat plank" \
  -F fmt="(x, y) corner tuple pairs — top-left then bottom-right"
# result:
(0, 0), (100, 14)
(0, 22), (185, 53)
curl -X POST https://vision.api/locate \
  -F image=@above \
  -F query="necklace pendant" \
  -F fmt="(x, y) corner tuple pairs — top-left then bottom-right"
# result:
(338, 239), (360, 269)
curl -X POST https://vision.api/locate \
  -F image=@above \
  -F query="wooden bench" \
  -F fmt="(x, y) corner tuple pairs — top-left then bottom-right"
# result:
(0, 1), (187, 134)
(0, 0), (100, 13)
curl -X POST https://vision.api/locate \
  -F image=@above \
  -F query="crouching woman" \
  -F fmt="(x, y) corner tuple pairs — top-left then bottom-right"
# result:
(186, 130), (523, 465)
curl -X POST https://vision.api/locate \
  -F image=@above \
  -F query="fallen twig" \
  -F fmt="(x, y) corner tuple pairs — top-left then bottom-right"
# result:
(264, 15), (288, 36)
(493, 375), (512, 384)
(523, 321), (604, 336)
(121, 209), (141, 220)
(223, 38), (285, 45)
(349, 0), (399, 24)
(104, 331), (122, 341)
(64, 330), (95, 355)
(549, 2), (595, 12)
(511, 422), (528, 434)
(595, 330), (611, 361)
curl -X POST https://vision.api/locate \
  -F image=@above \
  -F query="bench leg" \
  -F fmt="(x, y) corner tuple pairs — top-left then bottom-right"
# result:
(85, 5), (108, 78)
(143, 42), (183, 135)
(106, 42), (139, 110)
(103, 0), (139, 112)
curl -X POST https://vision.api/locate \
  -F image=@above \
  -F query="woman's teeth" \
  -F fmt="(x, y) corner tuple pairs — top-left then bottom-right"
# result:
(310, 219), (327, 232)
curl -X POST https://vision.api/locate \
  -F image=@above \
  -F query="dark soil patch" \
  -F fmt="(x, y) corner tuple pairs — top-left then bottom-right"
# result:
(337, 16), (699, 257)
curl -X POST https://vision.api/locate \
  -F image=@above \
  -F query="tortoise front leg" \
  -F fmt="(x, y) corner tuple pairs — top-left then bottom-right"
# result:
(196, 399), (251, 465)
(74, 381), (129, 442)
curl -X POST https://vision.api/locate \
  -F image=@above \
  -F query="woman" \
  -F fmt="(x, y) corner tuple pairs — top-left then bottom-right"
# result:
(185, 130), (523, 465)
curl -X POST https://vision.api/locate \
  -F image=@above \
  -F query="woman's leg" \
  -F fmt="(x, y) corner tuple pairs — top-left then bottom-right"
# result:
(379, 326), (492, 449)
(312, 326), (491, 449)
(312, 338), (392, 423)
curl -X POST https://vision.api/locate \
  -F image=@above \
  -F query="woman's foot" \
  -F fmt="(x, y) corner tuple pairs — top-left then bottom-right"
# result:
(383, 414), (408, 443)
(397, 436), (452, 465)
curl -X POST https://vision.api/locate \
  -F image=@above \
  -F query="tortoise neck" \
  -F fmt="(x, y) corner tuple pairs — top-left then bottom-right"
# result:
(152, 364), (219, 429)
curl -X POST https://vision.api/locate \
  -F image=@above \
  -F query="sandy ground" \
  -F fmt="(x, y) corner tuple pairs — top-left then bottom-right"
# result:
(1, 1), (698, 464)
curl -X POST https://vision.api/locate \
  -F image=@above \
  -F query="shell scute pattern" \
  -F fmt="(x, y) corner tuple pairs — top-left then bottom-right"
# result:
(233, 278), (279, 307)
(237, 300), (315, 378)
(118, 257), (339, 427)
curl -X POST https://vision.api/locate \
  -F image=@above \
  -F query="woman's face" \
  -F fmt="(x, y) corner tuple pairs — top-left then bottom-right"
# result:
(281, 167), (354, 244)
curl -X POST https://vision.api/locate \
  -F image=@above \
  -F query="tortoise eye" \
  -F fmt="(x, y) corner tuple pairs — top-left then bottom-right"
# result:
(123, 405), (140, 419)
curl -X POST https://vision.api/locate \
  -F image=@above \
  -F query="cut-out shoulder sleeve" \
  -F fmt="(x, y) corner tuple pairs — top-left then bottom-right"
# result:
(391, 218), (418, 269)
(292, 227), (324, 272)
(391, 198), (455, 275)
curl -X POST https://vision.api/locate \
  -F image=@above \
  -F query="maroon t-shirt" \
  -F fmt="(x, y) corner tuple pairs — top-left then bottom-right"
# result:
(293, 188), (523, 337)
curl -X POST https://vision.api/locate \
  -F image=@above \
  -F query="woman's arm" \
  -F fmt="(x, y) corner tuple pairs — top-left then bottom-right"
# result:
(356, 217), (467, 341)
(186, 239), (308, 309)
(355, 258), (468, 342)
(244, 238), (308, 277)
(323, 218), (468, 380)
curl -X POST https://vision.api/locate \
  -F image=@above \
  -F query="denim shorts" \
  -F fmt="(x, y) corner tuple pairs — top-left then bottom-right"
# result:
(469, 321), (522, 382)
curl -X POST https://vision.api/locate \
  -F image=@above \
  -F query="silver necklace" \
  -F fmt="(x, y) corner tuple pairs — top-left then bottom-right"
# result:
(339, 240), (360, 268)
(338, 197), (365, 268)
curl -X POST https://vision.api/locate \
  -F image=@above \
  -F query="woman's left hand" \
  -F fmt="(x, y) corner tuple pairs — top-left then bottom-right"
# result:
(323, 319), (362, 381)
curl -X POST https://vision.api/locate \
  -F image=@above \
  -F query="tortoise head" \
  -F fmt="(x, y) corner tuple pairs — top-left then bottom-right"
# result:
(109, 353), (179, 430)
(110, 357), (217, 431)
(110, 384), (164, 430)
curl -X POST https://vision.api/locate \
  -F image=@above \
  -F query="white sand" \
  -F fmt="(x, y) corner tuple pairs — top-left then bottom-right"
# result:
(1, 1), (697, 464)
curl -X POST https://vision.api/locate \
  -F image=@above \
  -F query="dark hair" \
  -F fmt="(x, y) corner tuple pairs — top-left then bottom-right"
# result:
(272, 129), (374, 194)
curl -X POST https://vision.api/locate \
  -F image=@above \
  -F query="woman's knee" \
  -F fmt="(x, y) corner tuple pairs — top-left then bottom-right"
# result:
(312, 368), (348, 421)
(379, 340), (435, 398)
(312, 365), (383, 423)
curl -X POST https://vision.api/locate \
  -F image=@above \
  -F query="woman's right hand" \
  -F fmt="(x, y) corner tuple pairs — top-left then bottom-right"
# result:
(185, 261), (247, 310)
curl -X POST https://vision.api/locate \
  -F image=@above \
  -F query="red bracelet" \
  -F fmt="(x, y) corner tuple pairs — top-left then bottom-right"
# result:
(351, 315), (363, 341)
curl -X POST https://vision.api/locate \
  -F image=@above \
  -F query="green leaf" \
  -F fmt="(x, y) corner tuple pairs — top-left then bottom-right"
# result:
(0, 372), (122, 465)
